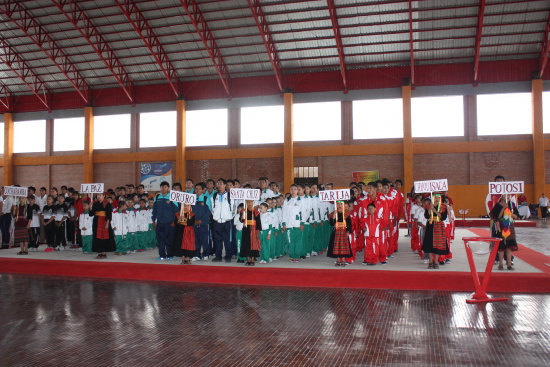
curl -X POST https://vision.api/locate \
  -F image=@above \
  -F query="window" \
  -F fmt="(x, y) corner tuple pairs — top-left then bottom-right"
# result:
(543, 91), (550, 134)
(140, 111), (176, 147)
(353, 98), (403, 139)
(53, 117), (84, 151)
(412, 95), (464, 137)
(294, 166), (319, 185)
(0, 123), (3, 152)
(477, 93), (532, 135)
(186, 109), (227, 146)
(93, 114), (131, 149)
(14, 120), (46, 153)
(241, 105), (284, 144)
(293, 101), (341, 141)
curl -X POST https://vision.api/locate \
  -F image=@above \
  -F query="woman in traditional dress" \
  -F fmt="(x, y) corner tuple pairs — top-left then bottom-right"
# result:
(90, 192), (115, 259)
(490, 196), (519, 270)
(239, 200), (261, 266)
(327, 201), (353, 266)
(173, 204), (196, 264)
(421, 194), (449, 269)
(13, 197), (33, 255)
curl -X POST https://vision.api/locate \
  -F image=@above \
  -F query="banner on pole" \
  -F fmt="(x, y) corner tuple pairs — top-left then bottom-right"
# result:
(3, 186), (28, 197)
(319, 189), (351, 202)
(414, 179), (448, 193)
(230, 188), (261, 201)
(80, 183), (105, 194)
(141, 162), (173, 192)
(169, 190), (196, 205)
(488, 181), (524, 195)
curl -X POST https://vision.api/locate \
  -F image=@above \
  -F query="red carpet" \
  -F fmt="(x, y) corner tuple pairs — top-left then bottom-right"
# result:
(467, 227), (550, 276)
(399, 219), (536, 228)
(1, 257), (549, 293)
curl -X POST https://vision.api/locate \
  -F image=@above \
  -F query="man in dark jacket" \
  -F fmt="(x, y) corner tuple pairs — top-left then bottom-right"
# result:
(152, 181), (179, 260)
(191, 182), (211, 261)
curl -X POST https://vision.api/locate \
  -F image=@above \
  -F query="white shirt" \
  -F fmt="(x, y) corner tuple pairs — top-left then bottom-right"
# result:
(210, 191), (233, 223)
(2, 196), (15, 214)
(539, 197), (549, 207)
(79, 212), (94, 236)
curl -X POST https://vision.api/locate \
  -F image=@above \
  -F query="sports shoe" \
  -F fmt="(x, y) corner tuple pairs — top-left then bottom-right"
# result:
(45, 247), (54, 252)
(54, 246), (60, 251)
(312, 251), (318, 256)
(423, 259), (429, 264)
(203, 256), (209, 261)
(191, 257), (200, 262)
(156, 257), (166, 261)
(306, 254), (310, 258)
(362, 261), (368, 265)
(167, 257), (174, 261)
(445, 259), (452, 264)
(380, 261), (387, 265)
(259, 260), (267, 264)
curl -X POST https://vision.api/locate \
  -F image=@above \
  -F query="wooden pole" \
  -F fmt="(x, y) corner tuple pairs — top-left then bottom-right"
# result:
(402, 85), (413, 193)
(176, 99), (186, 184)
(531, 79), (545, 203)
(83, 107), (94, 183)
(283, 92), (294, 192)
(3, 113), (14, 186)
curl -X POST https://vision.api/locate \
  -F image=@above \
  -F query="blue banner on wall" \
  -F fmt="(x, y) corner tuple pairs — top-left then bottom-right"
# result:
(140, 162), (172, 192)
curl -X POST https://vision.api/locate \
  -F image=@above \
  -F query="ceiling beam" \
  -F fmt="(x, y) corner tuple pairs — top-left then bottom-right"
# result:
(51, 0), (134, 103)
(179, 0), (231, 97)
(114, 0), (180, 97)
(246, 0), (283, 92)
(0, 37), (49, 109)
(327, 0), (348, 92)
(0, 0), (88, 103)
(538, 9), (550, 78)
(473, 0), (486, 83)
(0, 81), (10, 110)
(409, 0), (414, 86)
(115, 0), (181, 97)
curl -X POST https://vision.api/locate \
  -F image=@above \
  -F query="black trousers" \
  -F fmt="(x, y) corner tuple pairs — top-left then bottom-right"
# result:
(28, 228), (40, 248)
(55, 221), (67, 246)
(45, 221), (56, 247)
(1, 213), (12, 245)
(541, 206), (548, 219)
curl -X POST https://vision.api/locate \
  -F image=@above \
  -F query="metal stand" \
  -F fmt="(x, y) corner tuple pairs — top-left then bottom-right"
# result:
(463, 236), (509, 304)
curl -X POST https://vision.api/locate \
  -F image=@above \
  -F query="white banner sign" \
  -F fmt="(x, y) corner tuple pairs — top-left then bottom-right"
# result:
(80, 183), (105, 194)
(488, 181), (524, 195)
(3, 186), (28, 197)
(170, 190), (197, 205)
(230, 188), (261, 201)
(414, 179), (448, 193)
(319, 189), (351, 202)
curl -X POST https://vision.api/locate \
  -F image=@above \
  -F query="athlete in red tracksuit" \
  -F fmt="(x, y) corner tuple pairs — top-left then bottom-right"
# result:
(362, 202), (385, 264)
(362, 182), (388, 260)
(346, 201), (359, 263)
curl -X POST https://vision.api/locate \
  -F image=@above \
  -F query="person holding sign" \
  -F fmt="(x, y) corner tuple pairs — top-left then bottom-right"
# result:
(327, 201), (353, 266)
(421, 195), (450, 269)
(90, 192), (116, 259)
(173, 204), (196, 265)
(490, 196), (519, 270)
(239, 200), (262, 266)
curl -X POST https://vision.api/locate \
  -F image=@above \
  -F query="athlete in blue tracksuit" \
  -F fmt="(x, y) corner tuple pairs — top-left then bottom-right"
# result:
(192, 185), (211, 260)
(152, 181), (179, 260)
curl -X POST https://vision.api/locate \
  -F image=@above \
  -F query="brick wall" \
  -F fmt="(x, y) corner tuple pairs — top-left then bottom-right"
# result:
(470, 151), (533, 184)
(14, 165), (49, 189)
(51, 164), (83, 190)
(414, 153), (469, 185)
(236, 157), (283, 187)
(94, 162), (135, 190)
(186, 159), (232, 183)
(320, 155), (403, 186)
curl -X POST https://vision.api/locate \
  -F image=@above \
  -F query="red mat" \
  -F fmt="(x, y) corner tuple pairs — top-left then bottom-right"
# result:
(399, 219), (536, 228)
(1, 257), (549, 293)
(467, 227), (550, 276)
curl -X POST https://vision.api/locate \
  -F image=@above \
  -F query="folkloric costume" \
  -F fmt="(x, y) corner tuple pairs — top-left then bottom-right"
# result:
(490, 199), (519, 252)
(90, 199), (116, 253)
(173, 208), (196, 258)
(421, 199), (449, 256)
(13, 202), (32, 244)
(327, 210), (353, 258)
(239, 208), (261, 258)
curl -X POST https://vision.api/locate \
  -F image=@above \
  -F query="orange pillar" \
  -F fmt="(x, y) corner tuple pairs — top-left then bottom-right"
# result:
(402, 85), (413, 191)
(532, 79), (545, 202)
(284, 93), (294, 192)
(3, 113), (14, 186)
(176, 99), (186, 184)
(83, 107), (94, 183)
